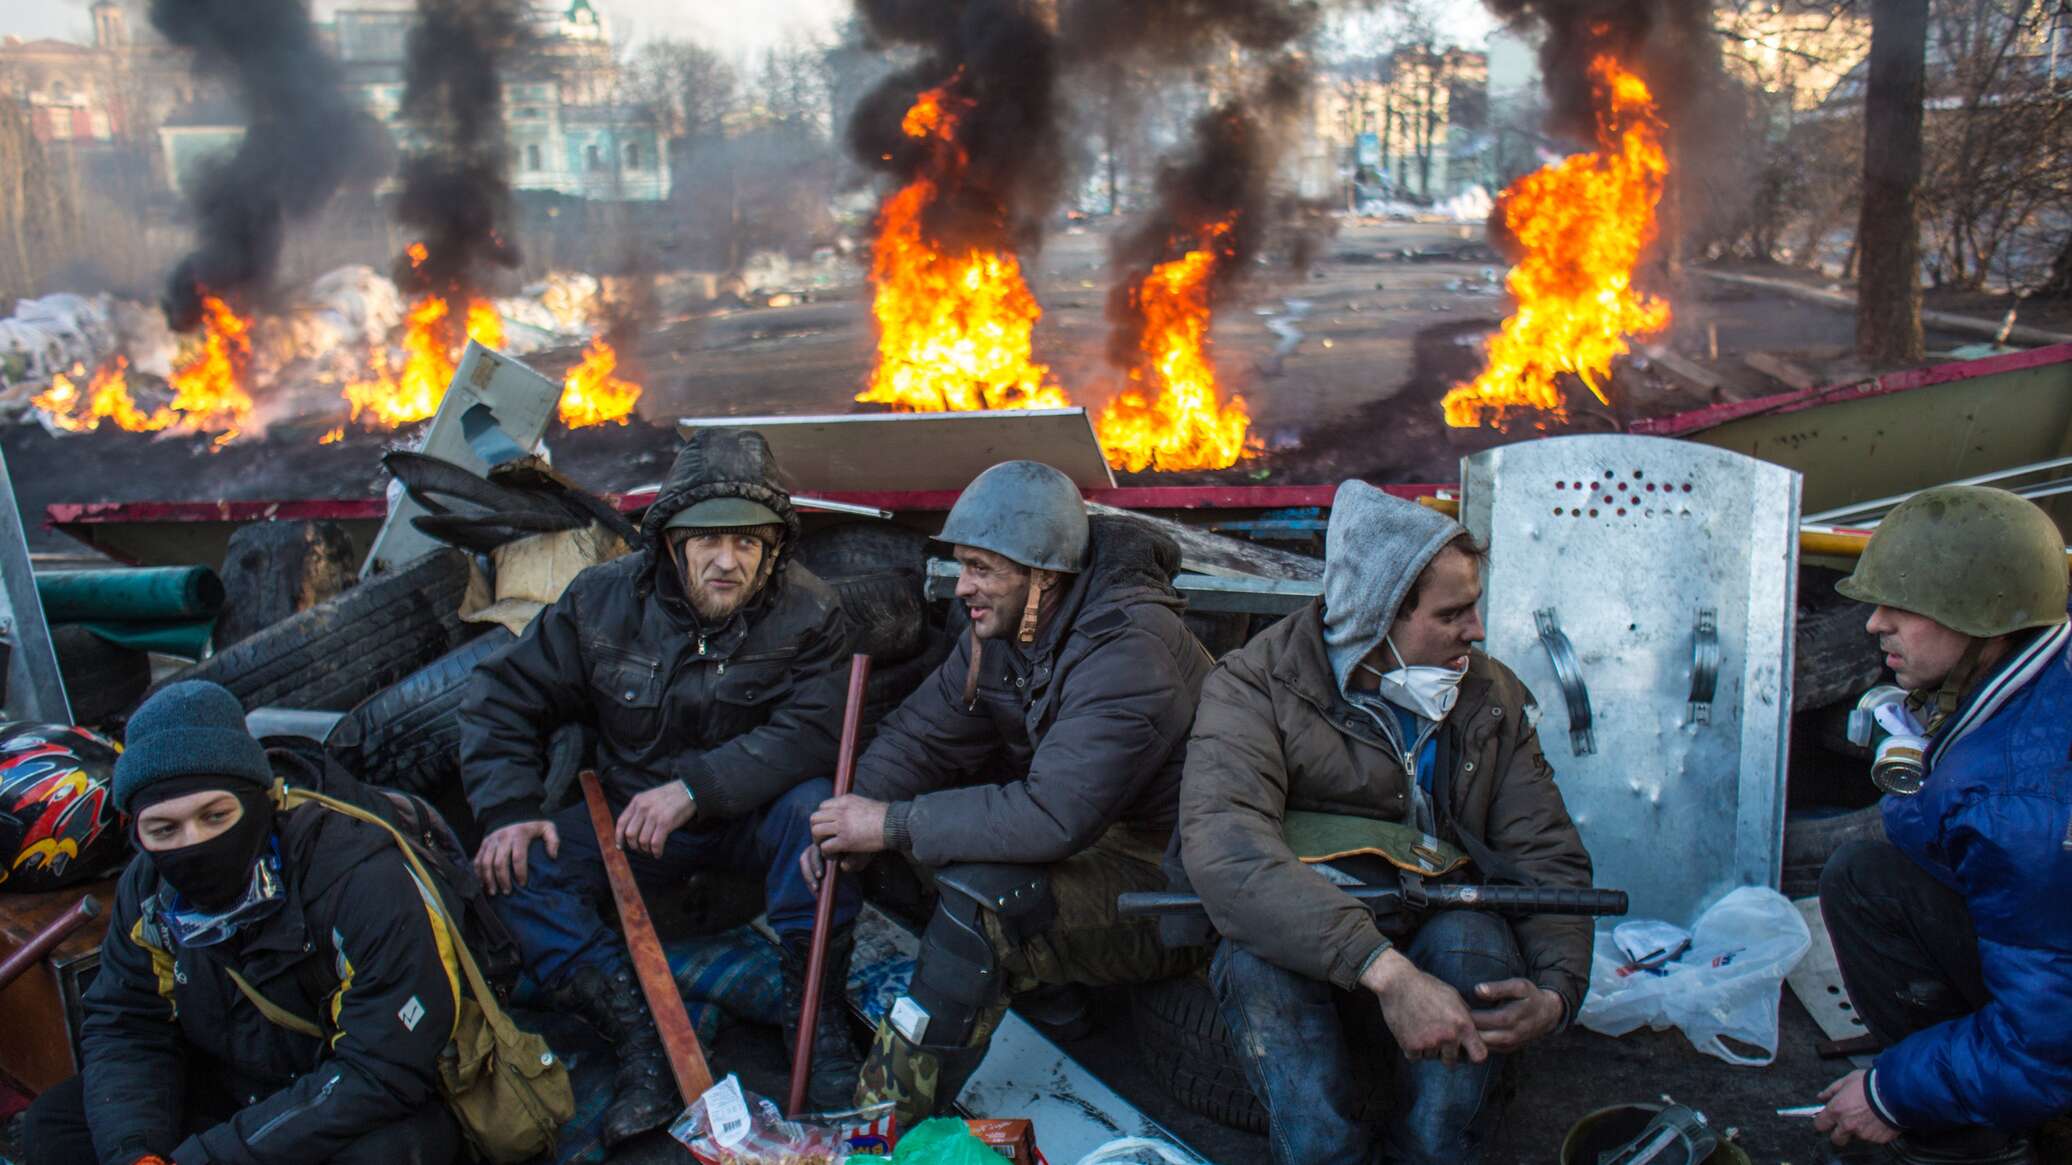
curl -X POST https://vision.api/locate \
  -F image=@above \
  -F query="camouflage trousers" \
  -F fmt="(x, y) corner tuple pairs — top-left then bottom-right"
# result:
(857, 824), (1204, 1120)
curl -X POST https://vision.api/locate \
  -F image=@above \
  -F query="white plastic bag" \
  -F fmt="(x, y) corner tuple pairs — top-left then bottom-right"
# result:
(1578, 886), (1811, 1065)
(1071, 1138), (1196, 1165)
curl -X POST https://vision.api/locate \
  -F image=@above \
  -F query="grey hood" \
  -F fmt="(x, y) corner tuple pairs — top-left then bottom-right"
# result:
(1321, 480), (1469, 699)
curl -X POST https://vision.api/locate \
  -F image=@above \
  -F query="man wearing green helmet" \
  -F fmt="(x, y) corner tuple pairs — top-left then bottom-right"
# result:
(801, 459), (1212, 1122)
(459, 427), (862, 1135)
(1813, 485), (2072, 1164)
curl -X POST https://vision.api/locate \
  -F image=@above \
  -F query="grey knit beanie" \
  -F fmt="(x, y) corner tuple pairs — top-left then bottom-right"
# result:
(114, 681), (273, 814)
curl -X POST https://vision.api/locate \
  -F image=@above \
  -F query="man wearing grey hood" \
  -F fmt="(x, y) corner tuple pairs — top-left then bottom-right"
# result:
(1178, 481), (1594, 1165)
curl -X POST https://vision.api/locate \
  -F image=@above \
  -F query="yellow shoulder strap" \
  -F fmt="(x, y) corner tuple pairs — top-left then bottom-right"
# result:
(225, 967), (325, 1039)
(271, 781), (526, 1044)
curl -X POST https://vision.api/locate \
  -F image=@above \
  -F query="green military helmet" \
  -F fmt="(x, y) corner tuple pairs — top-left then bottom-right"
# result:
(934, 460), (1088, 573)
(663, 496), (784, 531)
(1836, 485), (2068, 638)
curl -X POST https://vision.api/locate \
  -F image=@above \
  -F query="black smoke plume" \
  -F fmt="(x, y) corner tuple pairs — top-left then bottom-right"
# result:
(393, 0), (528, 298)
(1105, 61), (1310, 370)
(149, 0), (376, 331)
(1059, 0), (1318, 68)
(1481, 0), (1714, 142)
(848, 0), (1063, 254)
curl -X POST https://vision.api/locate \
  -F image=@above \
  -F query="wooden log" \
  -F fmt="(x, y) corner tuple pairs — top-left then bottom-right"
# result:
(1743, 351), (1821, 391)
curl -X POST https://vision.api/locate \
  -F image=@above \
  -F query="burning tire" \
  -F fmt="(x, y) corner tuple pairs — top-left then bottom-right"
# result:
(324, 627), (516, 801)
(1794, 566), (1884, 711)
(166, 548), (481, 713)
(51, 626), (151, 729)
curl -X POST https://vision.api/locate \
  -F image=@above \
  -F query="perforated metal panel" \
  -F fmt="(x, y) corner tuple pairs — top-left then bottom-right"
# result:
(1461, 435), (1800, 925)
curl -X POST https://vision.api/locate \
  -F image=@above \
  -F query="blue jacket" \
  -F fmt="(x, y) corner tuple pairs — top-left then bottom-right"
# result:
(1868, 617), (2072, 1133)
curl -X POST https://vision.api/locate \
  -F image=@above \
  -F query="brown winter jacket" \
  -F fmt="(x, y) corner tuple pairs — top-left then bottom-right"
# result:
(1178, 598), (1595, 1012)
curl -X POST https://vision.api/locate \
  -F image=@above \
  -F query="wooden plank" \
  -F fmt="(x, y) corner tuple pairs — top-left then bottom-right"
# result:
(1087, 502), (1323, 581)
(1641, 344), (1726, 394)
(1743, 351), (1820, 392)
(674, 409), (1116, 493)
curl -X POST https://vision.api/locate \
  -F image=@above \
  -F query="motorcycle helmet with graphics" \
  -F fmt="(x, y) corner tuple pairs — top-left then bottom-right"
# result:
(0, 722), (125, 892)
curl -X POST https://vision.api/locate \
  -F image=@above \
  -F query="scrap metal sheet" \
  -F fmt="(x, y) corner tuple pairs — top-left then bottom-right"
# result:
(1462, 434), (1800, 926)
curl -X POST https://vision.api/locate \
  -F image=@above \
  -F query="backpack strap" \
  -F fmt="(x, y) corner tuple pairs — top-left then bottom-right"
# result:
(269, 780), (529, 1048)
(225, 968), (325, 1040)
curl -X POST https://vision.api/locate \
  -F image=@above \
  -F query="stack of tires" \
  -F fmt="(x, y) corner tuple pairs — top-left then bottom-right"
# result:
(789, 522), (955, 736)
(1781, 564), (1892, 896)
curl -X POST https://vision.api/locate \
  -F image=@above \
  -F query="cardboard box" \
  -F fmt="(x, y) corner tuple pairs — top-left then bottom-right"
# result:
(965, 1119), (1037, 1165)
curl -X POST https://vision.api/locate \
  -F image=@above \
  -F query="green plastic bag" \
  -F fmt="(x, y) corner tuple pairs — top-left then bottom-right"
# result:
(893, 1119), (1000, 1165)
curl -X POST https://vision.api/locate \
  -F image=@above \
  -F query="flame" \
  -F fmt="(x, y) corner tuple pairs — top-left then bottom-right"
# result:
(559, 338), (642, 428)
(342, 293), (504, 427)
(1442, 55), (1671, 429)
(166, 296), (257, 443)
(857, 82), (1069, 413)
(1095, 223), (1259, 472)
(32, 358), (176, 433)
(319, 426), (345, 444)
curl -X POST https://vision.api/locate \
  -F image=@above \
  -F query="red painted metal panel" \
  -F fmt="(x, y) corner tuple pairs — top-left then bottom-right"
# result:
(49, 481), (1452, 530)
(1630, 342), (2072, 438)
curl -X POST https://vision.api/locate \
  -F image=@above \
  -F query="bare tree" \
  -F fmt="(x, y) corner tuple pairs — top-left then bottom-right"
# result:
(0, 99), (76, 308)
(624, 39), (739, 143)
(1857, 0), (1929, 364)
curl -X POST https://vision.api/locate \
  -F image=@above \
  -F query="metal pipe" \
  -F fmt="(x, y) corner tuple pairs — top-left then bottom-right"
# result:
(0, 895), (99, 995)
(579, 771), (714, 1104)
(787, 653), (872, 1117)
(793, 496), (897, 520)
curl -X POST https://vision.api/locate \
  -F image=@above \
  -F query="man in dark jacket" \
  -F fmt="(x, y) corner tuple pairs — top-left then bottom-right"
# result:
(459, 426), (860, 1134)
(1814, 486), (2070, 1165)
(805, 460), (1210, 1122)
(23, 681), (465, 1165)
(1179, 482), (1594, 1165)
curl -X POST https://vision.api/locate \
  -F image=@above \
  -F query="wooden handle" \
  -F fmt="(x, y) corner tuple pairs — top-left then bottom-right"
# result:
(787, 653), (873, 1116)
(580, 770), (714, 1103)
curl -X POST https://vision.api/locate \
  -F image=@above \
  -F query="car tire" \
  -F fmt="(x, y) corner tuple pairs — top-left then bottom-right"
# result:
(829, 569), (926, 664)
(1795, 566), (1884, 711)
(325, 628), (516, 800)
(51, 625), (151, 729)
(793, 522), (933, 579)
(1781, 805), (1887, 898)
(166, 548), (482, 712)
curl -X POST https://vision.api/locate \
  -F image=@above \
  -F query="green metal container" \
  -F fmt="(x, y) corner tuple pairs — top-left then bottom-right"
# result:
(36, 567), (225, 623)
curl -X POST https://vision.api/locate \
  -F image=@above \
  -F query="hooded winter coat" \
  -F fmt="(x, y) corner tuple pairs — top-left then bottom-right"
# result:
(460, 429), (849, 829)
(1179, 482), (1594, 1008)
(1864, 614), (2072, 1134)
(79, 754), (465, 1165)
(853, 517), (1212, 866)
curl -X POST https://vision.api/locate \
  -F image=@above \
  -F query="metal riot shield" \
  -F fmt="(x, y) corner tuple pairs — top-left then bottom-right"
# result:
(1461, 434), (1800, 925)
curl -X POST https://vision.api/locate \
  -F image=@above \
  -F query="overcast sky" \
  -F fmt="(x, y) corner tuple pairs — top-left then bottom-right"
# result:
(10, 0), (1494, 59)
(5, 0), (849, 56)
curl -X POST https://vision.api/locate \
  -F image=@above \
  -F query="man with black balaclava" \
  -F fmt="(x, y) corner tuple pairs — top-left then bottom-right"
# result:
(21, 680), (466, 1165)
(460, 426), (860, 1137)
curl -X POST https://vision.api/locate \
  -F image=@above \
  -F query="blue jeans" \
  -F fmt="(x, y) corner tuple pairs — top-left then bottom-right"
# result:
(1210, 911), (1525, 1165)
(493, 778), (858, 989)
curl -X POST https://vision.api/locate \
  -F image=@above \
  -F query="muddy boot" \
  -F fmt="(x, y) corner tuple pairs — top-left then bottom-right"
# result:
(550, 960), (677, 1147)
(853, 1017), (988, 1126)
(780, 928), (863, 1112)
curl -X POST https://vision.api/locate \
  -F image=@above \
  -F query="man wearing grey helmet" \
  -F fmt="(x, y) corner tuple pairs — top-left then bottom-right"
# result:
(804, 460), (1212, 1122)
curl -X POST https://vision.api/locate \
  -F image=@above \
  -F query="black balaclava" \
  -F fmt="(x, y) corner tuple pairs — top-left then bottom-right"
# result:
(132, 777), (277, 913)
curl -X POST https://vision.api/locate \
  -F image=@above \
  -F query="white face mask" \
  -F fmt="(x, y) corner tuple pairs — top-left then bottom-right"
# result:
(1360, 635), (1468, 723)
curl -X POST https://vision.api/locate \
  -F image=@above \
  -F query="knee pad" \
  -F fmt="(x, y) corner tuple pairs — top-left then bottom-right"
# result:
(899, 893), (1001, 1047)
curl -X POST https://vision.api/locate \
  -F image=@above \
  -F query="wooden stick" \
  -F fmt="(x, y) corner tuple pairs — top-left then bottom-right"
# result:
(787, 653), (873, 1116)
(580, 770), (715, 1103)
(0, 895), (98, 994)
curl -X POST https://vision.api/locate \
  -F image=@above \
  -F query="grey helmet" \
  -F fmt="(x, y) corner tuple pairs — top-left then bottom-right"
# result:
(935, 461), (1089, 573)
